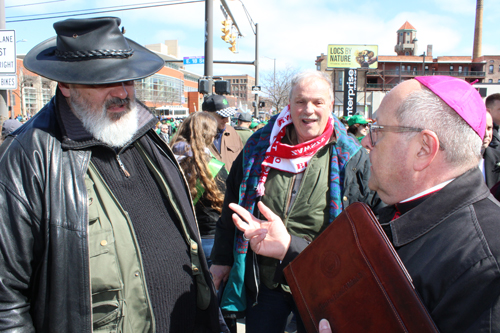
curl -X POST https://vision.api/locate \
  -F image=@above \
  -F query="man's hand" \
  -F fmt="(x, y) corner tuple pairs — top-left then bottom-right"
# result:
(319, 319), (332, 333)
(229, 201), (291, 261)
(210, 264), (231, 290)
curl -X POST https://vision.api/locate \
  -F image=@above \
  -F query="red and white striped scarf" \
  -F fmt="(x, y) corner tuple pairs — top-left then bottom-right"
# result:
(257, 105), (334, 196)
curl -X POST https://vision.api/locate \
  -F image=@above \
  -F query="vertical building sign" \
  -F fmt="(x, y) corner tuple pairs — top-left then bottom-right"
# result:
(343, 69), (357, 117)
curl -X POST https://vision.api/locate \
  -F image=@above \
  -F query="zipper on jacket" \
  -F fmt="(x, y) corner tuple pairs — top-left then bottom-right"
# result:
(115, 154), (131, 178)
(283, 174), (297, 220)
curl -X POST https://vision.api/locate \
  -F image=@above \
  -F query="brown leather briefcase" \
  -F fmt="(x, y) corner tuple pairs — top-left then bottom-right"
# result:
(283, 202), (439, 333)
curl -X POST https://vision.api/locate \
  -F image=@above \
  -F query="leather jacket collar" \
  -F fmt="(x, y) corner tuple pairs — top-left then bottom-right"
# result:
(381, 168), (490, 247)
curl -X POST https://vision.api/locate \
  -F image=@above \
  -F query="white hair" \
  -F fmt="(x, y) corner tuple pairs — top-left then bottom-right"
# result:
(289, 70), (334, 102)
(69, 89), (139, 148)
(396, 88), (482, 168)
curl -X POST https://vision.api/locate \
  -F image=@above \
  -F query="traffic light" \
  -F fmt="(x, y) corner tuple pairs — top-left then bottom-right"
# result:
(215, 80), (231, 95)
(229, 35), (237, 53)
(221, 20), (231, 42)
(198, 79), (209, 95)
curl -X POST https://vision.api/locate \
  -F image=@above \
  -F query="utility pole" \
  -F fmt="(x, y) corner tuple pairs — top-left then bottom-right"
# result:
(204, 0), (213, 94)
(0, 0), (8, 123)
(254, 23), (259, 118)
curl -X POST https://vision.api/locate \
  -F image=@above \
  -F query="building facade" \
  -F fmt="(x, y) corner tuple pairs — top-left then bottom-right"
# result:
(315, 21), (496, 118)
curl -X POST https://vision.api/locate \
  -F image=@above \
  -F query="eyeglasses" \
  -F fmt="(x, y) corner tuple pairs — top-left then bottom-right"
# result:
(367, 123), (423, 147)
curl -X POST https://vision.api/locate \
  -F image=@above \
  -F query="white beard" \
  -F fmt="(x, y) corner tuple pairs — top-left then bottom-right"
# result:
(69, 92), (139, 148)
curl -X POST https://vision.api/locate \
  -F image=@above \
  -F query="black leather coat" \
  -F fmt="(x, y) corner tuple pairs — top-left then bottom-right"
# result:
(0, 95), (224, 332)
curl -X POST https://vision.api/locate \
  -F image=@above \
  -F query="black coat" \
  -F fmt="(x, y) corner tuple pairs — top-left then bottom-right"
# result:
(483, 146), (500, 188)
(378, 168), (500, 332)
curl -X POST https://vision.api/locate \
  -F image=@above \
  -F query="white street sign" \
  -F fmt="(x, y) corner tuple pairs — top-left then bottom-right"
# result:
(0, 30), (16, 74)
(0, 75), (17, 89)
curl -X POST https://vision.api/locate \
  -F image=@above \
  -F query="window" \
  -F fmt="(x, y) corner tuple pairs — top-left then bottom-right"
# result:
(407, 32), (410, 36)
(405, 51), (409, 56)
(489, 79), (493, 83)
(425, 65), (429, 72)
(136, 74), (184, 105)
(23, 87), (37, 116)
(413, 67), (417, 72)
(489, 65), (494, 74)
(449, 66), (454, 71)
(498, 79), (500, 83)
(458, 66), (463, 73)
(407, 66), (411, 71)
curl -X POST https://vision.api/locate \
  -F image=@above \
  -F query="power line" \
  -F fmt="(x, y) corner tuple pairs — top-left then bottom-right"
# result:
(7, 0), (203, 23)
(7, 0), (179, 19)
(6, 0), (66, 9)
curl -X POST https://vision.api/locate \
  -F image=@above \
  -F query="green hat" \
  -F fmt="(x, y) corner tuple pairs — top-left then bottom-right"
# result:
(348, 114), (368, 127)
(249, 121), (259, 129)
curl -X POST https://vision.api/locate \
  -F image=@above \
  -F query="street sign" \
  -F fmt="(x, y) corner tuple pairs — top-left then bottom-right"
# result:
(0, 30), (16, 74)
(0, 75), (17, 89)
(183, 56), (205, 65)
(251, 85), (261, 91)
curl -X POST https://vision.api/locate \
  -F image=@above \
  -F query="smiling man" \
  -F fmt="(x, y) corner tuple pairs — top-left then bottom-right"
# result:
(0, 17), (225, 333)
(210, 71), (382, 333)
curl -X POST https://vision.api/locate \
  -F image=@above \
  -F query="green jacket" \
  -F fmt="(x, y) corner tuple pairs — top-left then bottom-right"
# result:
(85, 141), (211, 332)
(234, 127), (254, 146)
(258, 140), (332, 289)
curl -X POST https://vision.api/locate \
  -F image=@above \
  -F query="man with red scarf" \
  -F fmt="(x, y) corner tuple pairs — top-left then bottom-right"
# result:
(210, 71), (381, 333)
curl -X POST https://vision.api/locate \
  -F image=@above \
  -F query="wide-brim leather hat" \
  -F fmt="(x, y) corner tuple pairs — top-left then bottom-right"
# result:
(23, 17), (164, 85)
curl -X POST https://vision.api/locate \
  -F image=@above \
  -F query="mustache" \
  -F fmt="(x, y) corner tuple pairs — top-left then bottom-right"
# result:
(105, 97), (131, 110)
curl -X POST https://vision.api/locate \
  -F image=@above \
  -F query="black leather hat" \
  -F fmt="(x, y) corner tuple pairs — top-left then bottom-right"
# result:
(23, 17), (164, 84)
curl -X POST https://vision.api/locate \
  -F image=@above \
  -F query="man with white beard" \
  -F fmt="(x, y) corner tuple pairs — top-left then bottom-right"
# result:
(0, 17), (226, 333)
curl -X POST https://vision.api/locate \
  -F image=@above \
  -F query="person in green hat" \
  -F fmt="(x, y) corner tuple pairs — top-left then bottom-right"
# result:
(347, 114), (369, 143)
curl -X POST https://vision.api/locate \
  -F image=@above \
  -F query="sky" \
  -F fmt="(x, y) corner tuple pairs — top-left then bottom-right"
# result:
(7, 0), (500, 80)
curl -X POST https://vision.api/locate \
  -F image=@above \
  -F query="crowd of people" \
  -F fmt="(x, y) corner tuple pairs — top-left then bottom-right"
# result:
(1, 16), (500, 333)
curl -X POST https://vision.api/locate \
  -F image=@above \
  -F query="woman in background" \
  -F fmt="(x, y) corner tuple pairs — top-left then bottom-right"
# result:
(347, 114), (370, 143)
(171, 112), (227, 267)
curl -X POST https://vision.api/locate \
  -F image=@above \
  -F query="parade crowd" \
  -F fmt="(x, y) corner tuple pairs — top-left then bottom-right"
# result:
(1, 16), (500, 333)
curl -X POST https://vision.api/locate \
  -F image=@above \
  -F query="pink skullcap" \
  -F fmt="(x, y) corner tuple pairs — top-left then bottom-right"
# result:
(414, 76), (486, 140)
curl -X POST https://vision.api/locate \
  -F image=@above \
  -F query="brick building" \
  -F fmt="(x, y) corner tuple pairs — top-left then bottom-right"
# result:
(219, 74), (255, 110)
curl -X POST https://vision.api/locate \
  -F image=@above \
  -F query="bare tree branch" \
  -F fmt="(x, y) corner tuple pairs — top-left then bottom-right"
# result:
(260, 65), (299, 114)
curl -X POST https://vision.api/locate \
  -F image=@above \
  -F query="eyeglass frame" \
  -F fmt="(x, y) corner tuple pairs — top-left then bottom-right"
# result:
(367, 123), (423, 147)
(367, 123), (445, 150)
